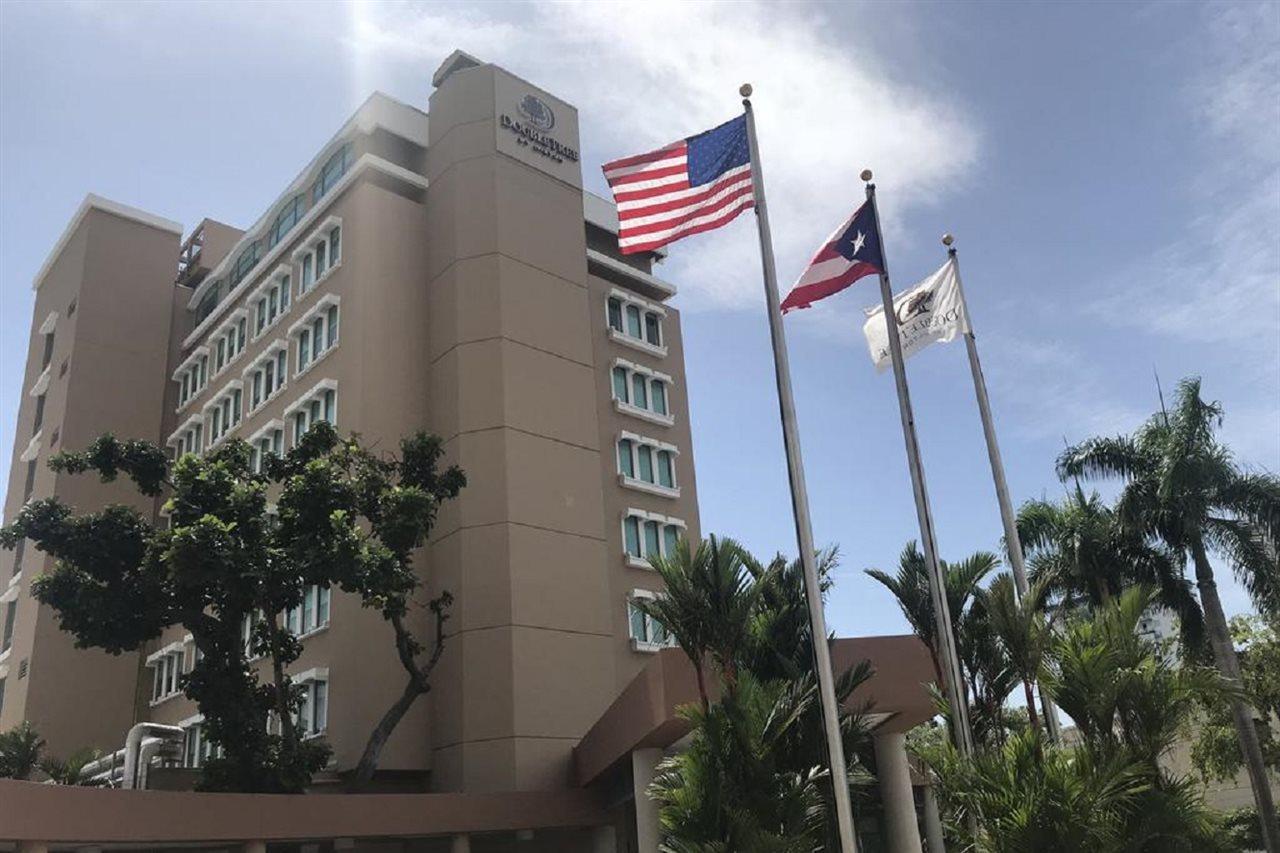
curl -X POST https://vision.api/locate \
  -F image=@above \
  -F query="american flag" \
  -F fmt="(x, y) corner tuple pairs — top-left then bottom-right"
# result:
(602, 115), (755, 255)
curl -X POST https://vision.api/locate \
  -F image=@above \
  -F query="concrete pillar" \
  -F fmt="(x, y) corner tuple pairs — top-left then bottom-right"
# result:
(874, 732), (924, 853)
(923, 783), (946, 853)
(592, 825), (618, 853)
(450, 835), (471, 853)
(632, 747), (663, 853)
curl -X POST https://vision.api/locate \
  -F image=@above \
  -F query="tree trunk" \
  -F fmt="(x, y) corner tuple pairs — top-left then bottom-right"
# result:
(1022, 679), (1041, 736)
(1191, 538), (1280, 852)
(266, 614), (298, 747)
(352, 676), (425, 787)
(694, 662), (711, 715)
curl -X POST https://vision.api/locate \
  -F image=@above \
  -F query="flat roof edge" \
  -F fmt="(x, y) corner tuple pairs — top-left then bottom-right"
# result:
(33, 194), (182, 292)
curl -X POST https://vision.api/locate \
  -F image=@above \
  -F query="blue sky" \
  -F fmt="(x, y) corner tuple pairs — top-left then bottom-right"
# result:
(1, 1), (1276, 639)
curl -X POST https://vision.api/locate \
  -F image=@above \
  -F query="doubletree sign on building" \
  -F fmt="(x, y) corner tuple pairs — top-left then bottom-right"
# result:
(493, 69), (583, 188)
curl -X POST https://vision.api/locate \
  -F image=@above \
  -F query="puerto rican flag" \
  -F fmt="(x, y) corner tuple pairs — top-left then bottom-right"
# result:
(602, 115), (755, 255)
(781, 201), (884, 313)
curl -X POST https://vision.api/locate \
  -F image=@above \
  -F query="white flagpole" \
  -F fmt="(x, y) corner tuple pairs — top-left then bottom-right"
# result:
(944, 234), (1062, 741)
(864, 174), (975, 758)
(740, 85), (860, 853)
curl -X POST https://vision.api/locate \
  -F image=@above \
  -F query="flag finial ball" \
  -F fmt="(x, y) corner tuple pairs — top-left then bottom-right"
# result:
(739, 83), (753, 98)
(860, 169), (873, 182)
(942, 233), (954, 247)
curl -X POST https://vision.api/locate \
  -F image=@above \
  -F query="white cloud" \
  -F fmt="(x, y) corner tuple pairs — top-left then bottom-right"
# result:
(346, 0), (980, 311)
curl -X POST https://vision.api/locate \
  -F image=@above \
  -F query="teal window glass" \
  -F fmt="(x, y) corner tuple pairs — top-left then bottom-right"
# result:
(625, 304), (642, 338)
(329, 227), (341, 264)
(651, 380), (668, 415)
(607, 298), (623, 332)
(298, 331), (311, 371)
(643, 520), (660, 557)
(323, 390), (336, 422)
(302, 255), (314, 289)
(623, 516), (641, 557)
(312, 317), (324, 359)
(315, 240), (327, 277)
(632, 374), (648, 409)
(617, 439), (634, 477)
(657, 451), (674, 488)
(327, 305), (339, 347)
(637, 444), (654, 483)
(663, 524), (680, 556)
(612, 367), (629, 402)
(629, 601), (647, 642)
(644, 313), (661, 345)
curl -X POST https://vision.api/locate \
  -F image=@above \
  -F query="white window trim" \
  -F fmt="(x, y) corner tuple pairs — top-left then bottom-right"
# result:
(19, 432), (41, 464)
(248, 266), (296, 342)
(292, 216), (343, 298)
(204, 379), (246, 449)
(622, 508), (687, 569)
(616, 431), (680, 498)
(607, 288), (668, 357)
(284, 378), (339, 420)
(611, 358), (676, 426)
(242, 340), (290, 414)
(0, 574), (21, 604)
(292, 666), (330, 739)
(173, 346), (211, 413)
(247, 418), (287, 446)
(28, 364), (51, 398)
(628, 588), (675, 653)
(38, 311), (58, 336)
(209, 309), (251, 380)
(168, 413), (205, 450)
(147, 642), (187, 706)
(288, 294), (341, 381)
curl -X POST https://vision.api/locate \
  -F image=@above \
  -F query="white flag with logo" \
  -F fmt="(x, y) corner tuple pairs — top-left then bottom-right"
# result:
(863, 259), (969, 372)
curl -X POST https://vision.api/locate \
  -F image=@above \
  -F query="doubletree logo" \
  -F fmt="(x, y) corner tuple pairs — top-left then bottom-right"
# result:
(896, 290), (935, 325)
(518, 94), (555, 131)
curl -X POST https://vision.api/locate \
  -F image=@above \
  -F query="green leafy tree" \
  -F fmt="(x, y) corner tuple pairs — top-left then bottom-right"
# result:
(1059, 377), (1280, 847)
(1017, 486), (1204, 650)
(0, 721), (45, 780)
(980, 573), (1051, 736)
(0, 424), (463, 791)
(1192, 614), (1280, 783)
(40, 747), (104, 785)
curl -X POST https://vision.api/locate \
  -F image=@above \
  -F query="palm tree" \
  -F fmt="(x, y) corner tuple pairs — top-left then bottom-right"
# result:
(639, 536), (768, 711)
(981, 573), (1050, 735)
(0, 721), (46, 780)
(866, 542), (998, 693)
(40, 747), (104, 785)
(1017, 486), (1204, 649)
(1059, 377), (1280, 849)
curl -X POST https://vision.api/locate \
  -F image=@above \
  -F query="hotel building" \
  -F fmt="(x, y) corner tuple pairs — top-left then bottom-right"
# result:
(0, 53), (936, 853)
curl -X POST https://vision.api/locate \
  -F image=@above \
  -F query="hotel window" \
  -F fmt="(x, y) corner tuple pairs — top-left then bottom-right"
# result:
(183, 721), (220, 768)
(606, 291), (666, 355)
(251, 269), (293, 339)
(32, 394), (45, 432)
(149, 647), (184, 704)
(2, 600), (15, 654)
(294, 671), (329, 737)
(23, 460), (36, 501)
(616, 433), (679, 497)
(294, 217), (342, 297)
(287, 380), (338, 446)
(291, 296), (340, 377)
(622, 510), (685, 568)
(248, 421), (285, 474)
(12, 539), (25, 578)
(246, 343), (288, 413)
(610, 360), (674, 426)
(229, 240), (262, 287)
(266, 195), (305, 249)
(312, 142), (353, 203)
(285, 584), (331, 637)
(205, 382), (244, 447)
(627, 591), (675, 652)
(170, 415), (205, 460)
(40, 331), (55, 370)
(174, 348), (210, 410)
(211, 311), (249, 376)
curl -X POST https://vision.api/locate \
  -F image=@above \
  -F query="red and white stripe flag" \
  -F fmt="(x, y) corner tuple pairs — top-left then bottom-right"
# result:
(602, 115), (755, 255)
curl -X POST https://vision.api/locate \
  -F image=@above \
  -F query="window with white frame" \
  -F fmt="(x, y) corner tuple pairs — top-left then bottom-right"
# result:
(285, 584), (331, 637)
(240, 610), (265, 660)
(294, 670), (329, 738)
(610, 360), (674, 426)
(174, 347), (210, 410)
(211, 310), (249, 376)
(205, 381), (244, 446)
(294, 217), (342, 297)
(622, 509), (686, 568)
(168, 414), (205, 460)
(286, 380), (337, 445)
(148, 645), (185, 704)
(616, 432), (679, 497)
(248, 421), (285, 474)
(627, 589), (676, 652)
(245, 342), (288, 413)
(250, 268), (293, 340)
(182, 718), (221, 768)
(607, 290), (666, 355)
(290, 295), (340, 377)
